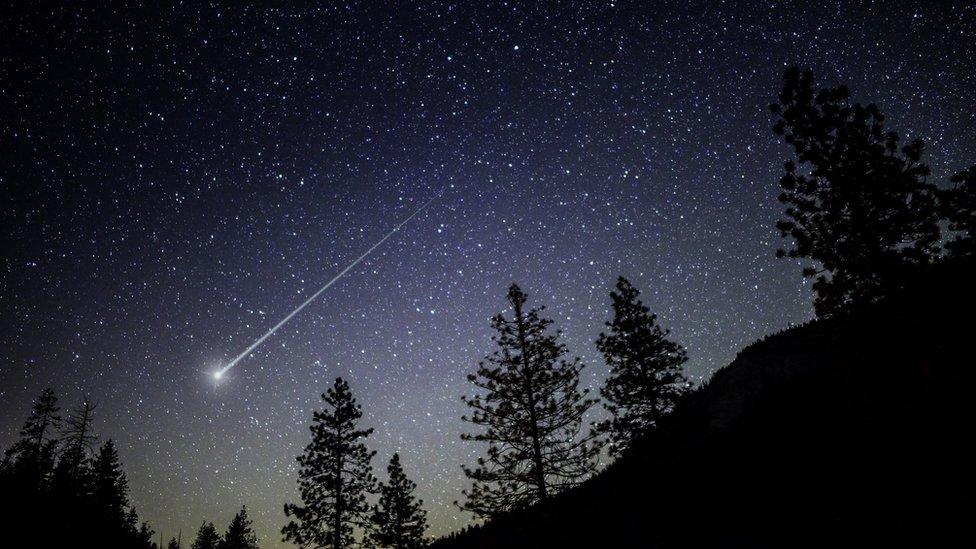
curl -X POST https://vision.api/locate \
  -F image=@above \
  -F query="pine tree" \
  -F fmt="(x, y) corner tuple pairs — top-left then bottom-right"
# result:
(942, 165), (976, 257)
(121, 508), (158, 548)
(91, 439), (133, 538)
(57, 397), (98, 472)
(168, 537), (182, 549)
(125, 507), (141, 536)
(192, 522), (222, 549)
(221, 506), (259, 549)
(595, 277), (689, 455)
(52, 396), (98, 500)
(0, 389), (61, 545)
(368, 453), (428, 549)
(459, 284), (598, 517)
(2, 388), (61, 493)
(770, 67), (941, 316)
(1, 397), (154, 547)
(283, 377), (377, 549)
(134, 520), (157, 549)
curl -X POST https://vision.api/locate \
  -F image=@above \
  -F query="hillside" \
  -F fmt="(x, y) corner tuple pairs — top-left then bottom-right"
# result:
(434, 258), (975, 548)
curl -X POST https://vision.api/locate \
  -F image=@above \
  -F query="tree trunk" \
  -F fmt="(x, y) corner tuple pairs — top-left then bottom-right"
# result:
(513, 297), (548, 501)
(334, 451), (344, 549)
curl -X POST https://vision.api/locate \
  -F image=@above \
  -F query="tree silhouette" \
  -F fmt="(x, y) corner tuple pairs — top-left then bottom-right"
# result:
(91, 439), (136, 541)
(192, 522), (222, 549)
(58, 397), (98, 473)
(942, 165), (976, 257)
(52, 396), (98, 501)
(459, 284), (598, 517)
(220, 506), (259, 549)
(168, 537), (182, 549)
(0, 392), (157, 548)
(134, 521), (157, 548)
(595, 277), (689, 455)
(770, 67), (941, 316)
(283, 377), (377, 549)
(2, 388), (61, 494)
(368, 453), (428, 549)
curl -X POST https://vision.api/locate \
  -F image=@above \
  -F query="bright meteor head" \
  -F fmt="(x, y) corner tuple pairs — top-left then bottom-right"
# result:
(213, 370), (224, 380)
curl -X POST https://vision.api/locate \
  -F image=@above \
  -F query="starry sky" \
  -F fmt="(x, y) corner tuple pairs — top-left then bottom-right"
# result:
(2, 1), (974, 546)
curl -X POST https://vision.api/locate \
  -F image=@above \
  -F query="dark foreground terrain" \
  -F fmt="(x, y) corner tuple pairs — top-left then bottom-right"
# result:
(435, 259), (975, 548)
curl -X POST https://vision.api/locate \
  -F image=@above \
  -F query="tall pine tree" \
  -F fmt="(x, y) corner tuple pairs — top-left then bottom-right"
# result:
(459, 284), (597, 517)
(221, 506), (259, 549)
(52, 396), (98, 500)
(192, 522), (222, 549)
(595, 277), (689, 455)
(91, 439), (135, 541)
(368, 453), (428, 549)
(770, 67), (941, 316)
(283, 377), (377, 549)
(57, 397), (98, 474)
(2, 388), (61, 493)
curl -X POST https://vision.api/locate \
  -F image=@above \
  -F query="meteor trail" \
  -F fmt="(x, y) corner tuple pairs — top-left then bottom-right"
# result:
(214, 190), (443, 378)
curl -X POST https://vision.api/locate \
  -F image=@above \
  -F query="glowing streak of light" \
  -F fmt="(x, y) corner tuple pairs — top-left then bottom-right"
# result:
(215, 190), (443, 378)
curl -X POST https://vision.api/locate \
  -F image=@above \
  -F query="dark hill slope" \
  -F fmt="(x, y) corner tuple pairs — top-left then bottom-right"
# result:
(434, 260), (975, 548)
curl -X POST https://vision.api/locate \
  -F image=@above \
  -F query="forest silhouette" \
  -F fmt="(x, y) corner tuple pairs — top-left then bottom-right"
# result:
(2, 67), (974, 548)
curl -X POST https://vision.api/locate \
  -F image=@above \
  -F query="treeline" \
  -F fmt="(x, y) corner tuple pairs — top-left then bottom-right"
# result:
(179, 506), (258, 549)
(455, 279), (689, 518)
(281, 378), (430, 549)
(0, 391), (157, 547)
(281, 276), (691, 548)
(0, 391), (261, 549)
(430, 256), (976, 549)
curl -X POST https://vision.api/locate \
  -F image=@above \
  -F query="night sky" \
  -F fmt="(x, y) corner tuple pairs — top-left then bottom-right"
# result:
(2, 1), (974, 546)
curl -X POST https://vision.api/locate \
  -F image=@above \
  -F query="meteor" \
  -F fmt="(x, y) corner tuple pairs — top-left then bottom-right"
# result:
(213, 190), (443, 379)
